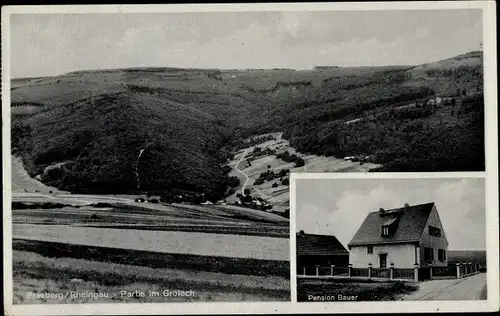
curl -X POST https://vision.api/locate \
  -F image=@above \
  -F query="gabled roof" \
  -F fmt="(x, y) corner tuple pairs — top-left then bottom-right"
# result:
(296, 232), (349, 256)
(348, 202), (435, 247)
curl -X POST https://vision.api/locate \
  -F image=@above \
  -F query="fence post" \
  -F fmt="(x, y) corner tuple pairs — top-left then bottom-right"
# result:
(468, 262), (472, 275)
(456, 263), (461, 279)
(413, 263), (419, 282)
(303, 267), (306, 276)
(348, 264), (353, 278)
(368, 263), (372, 279)
(429, 263), (433, 280)
(315, 265), (319, 276)
(330, 265), (335, 277)
(390, 263), (394, 280)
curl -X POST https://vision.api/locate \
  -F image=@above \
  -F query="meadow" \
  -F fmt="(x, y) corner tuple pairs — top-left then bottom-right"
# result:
(13, 250), (290, 304)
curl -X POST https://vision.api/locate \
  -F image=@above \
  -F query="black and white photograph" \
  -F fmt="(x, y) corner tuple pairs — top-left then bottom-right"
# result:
(294, 176), (487, 302)
(2, 2), (498, 315)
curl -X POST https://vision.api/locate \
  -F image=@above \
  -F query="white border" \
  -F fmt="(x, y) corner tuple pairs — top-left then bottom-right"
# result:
(2, 1), (498, 315)
(290, 172), (498, 312)
(0, 1), (495, 13)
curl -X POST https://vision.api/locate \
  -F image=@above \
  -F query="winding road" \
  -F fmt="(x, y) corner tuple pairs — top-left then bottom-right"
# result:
(234, 149), (250, 194)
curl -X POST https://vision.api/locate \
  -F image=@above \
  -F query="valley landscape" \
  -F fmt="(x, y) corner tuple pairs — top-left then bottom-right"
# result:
(10, 50), (485, 303)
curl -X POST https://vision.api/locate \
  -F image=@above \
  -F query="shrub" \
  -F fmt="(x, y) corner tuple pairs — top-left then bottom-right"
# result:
(295, 157), (305, 167)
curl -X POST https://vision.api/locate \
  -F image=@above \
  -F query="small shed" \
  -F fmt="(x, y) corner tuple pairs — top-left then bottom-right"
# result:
(296, 231), (349, 268)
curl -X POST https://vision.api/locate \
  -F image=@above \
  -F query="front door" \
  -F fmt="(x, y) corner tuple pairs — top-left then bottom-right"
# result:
(379, 254), (387, 268)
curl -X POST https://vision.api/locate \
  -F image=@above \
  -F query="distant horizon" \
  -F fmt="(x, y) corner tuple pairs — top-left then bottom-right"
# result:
(10, 49), (482, 80)
(10, 10), (482, 78)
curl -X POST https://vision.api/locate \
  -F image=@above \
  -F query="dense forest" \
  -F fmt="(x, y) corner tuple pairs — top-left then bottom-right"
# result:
(11, 91), (234, 200)
(282, 93), (484, 171)
(11, 51), (484, 199)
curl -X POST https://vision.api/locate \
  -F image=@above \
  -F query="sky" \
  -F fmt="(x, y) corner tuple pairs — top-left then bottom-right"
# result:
(10, 9), (482, 78)
(295, 178), (486, 251)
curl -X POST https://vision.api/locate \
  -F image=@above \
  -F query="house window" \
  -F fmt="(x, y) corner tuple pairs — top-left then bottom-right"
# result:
(382, 226), (389, 236)
(429, 226), (442, 237)
(367, 246), (373, 254)
(424, 247), (434, 262)
(438, 249), (447, 261)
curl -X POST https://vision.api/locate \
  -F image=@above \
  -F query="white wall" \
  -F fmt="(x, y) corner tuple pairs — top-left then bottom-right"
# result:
(419, 205), (449, 267)
(350, 243), (416, 268)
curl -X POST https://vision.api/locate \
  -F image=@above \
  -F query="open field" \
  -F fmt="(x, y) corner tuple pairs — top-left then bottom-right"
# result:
(297, 278), (419, 302)
(13, 224), (288, 261)
(10, 198), (290, 301)
(13, 208), (288, 238)
(448, 250), (487, 266)
(10, 155), (291, 302)
(13, 239), (289, 278)
(11, 156), (66, 194)
(13, 250), (290, 304)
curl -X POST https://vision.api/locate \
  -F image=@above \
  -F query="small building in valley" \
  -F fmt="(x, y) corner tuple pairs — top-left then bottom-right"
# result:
(348, 202), (448, 269)
(296, 231), (349, 268)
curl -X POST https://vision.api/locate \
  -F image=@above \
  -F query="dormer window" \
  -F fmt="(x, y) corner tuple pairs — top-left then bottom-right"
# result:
(381, 217), (398, 237)
(382, 226), (390, 236)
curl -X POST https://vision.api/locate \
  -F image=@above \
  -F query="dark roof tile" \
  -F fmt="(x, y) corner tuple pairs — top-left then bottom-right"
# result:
(296, 232), (349, 256)
(348, 202), (435, 246)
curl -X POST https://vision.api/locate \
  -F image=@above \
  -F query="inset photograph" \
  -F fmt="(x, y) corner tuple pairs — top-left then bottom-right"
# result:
(294, 176), (486, 302)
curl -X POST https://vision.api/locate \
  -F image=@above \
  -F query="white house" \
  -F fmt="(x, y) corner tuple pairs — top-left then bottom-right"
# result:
(348, 202), (448, 269)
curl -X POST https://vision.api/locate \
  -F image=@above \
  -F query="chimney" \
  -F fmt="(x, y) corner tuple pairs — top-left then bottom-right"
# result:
(404, 203), (410, 208)
(379, 208), (385, 213)
(298, 230), (305, 237)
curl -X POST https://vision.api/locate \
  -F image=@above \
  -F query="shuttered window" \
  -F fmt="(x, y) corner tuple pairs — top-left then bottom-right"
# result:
(429, 226), (442, 237)
(424, 247), (434, 261)
(438, 249), (446, 261)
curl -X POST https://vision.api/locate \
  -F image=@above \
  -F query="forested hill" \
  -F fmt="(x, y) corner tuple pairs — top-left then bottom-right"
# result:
(11, 51), (484, 198)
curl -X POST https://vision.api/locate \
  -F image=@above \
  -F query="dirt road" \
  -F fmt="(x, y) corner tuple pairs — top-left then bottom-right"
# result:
(401, 273), (487, 300)
(234, 149), (250, 194)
